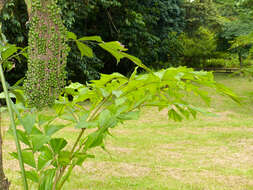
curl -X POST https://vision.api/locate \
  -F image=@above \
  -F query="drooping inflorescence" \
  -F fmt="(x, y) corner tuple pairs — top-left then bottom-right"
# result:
(24, 0), (70, 108)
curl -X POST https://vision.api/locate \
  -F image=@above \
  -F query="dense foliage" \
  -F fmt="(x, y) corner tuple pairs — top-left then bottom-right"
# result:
(1, 0), (186, 83)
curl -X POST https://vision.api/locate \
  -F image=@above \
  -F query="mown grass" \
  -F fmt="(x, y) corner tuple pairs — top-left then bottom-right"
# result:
(1, 73), (253, 190)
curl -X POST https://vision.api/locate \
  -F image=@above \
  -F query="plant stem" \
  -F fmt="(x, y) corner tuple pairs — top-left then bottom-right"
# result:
(0, 63), (28, 190)
(55, 96), (112, 189)
(54, 128), (85, 190)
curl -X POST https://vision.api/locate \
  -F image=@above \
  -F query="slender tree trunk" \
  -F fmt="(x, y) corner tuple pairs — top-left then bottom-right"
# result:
(0, 116), (10, 190)
(0, 1), (11, 189)
(23, 0), (69, 108)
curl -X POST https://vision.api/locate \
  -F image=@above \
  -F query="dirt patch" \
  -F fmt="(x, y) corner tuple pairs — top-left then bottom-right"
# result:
(79, 161), (151, 180)
(158, 166), (253, 189)
(199, 126), (253, 133)
(182, 141), (253, 170)
(107, 145), (133, 154)
(158, 144), (186, 161)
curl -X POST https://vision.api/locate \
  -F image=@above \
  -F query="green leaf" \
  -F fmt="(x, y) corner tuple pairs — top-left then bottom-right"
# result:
(74, 153), (95, 166)
(31, 135), (51, 152)
(168, 105), (183, 122)
(3, 61), (14, 71)
(1, 44), (18, 60)
(38, 169), (55, 190)
(102, 41), (127, 51)
(38, 114), (55, 126)
(53, 102), (65, 115)
(115, 97), (127, 106)
(112, 90), (123, 97)
(58, 151), (71, 166)
(31, 127), (43, 135)
(0, 92), (15, 99)
(22, 113), (36, 134)
(121, 52), (152, 72)
(21, 51), (28, 59)
(25, 170), (39, 183)
(76, 41), (93, 58)
(73, 87), (90, 103)
(129, 67), (139, 81)
(37, 147), (53, 171)
(60, 114), (77, 122)
(188, 105), (216, 117)
(10, 150), (36, 168)
(99, 88), (110, 97)
(75, 114), (98, 129)
(99, 42), (125, 63)
(99, 41), (150, 71)
(117, 111), (140, 121)
(216, 83), (240, 104)
(10, 88), (25, 105)
(49, 138), (67, 154)
(44, 125), (66, 136)
(98, 110), (117, 128)
(67, 31), (77, 40)
(16, 129), (30, 146)
(83, 131), (104, 151)
(79, 36), (103, 42)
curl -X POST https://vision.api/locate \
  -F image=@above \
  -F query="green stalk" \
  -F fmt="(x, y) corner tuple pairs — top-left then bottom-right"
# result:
(0, 63), (28, 190)
(56, 96), (112, 190)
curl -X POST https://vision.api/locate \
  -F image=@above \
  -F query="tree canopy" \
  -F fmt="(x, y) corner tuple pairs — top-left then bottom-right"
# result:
(0, 0), (253, 83)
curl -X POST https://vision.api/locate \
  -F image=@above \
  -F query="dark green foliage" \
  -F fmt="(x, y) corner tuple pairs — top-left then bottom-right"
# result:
(183, 0), (221, 34)
(0, 0), (185, 82)
(0, 0), (28, 84)
(220, 20), (253, 41)
(180, 27), (217, 68)
(1, 0), (28, 46)
(105, 0), (185, 70)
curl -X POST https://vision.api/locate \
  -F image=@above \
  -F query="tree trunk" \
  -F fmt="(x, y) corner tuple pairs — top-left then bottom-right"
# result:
(23, 0), (69, 108)
(0, 1), (10, 189)
(0, 119), (10, 190)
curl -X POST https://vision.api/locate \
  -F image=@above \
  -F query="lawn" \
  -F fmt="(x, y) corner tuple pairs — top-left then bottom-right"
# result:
(1, 74), (253, 190)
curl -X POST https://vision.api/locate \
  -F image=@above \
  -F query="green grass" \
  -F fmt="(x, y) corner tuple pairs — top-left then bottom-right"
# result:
(2, 73), (253, 190)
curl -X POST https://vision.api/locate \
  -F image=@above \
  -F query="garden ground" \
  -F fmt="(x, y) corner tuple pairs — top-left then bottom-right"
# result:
(1, 73), (253, 190)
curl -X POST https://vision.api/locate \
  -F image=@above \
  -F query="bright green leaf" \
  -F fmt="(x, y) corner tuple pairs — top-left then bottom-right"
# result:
(25, 170), (39, 183)
(10, 150), (36, 168)
(117, 111), (140, 121)
(37, 147), (53, 171)
(67, 31), (77, 40)
(22, 113), (36, 134)
(58, 151), (71, 166)
(76, 41), (93, 58)
(1, 44), (18, 60)
(49, 138), (67, 154)
(44, 125), (66, 136)
(79, 36), (103, 42)
(31, 135), (50, 151)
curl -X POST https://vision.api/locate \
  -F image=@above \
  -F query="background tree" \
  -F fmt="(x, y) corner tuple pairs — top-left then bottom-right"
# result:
(0, 0), (186, 83)
(180, 26), (217, 68)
